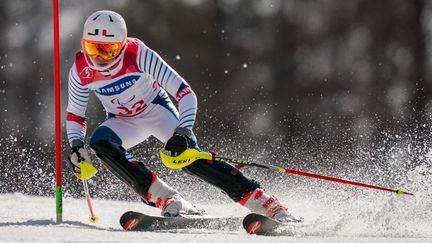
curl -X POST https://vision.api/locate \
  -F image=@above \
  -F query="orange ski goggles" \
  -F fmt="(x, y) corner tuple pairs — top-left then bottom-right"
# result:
(83, 40), (123, 60)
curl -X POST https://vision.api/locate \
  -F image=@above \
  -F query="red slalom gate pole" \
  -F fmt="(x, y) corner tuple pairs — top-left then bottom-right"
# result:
(52, 0), (62, 223)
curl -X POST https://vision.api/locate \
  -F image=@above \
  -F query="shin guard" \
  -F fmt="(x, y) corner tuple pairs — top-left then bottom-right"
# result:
(90, 140), (154, 201)
(183, 159), (260, 202)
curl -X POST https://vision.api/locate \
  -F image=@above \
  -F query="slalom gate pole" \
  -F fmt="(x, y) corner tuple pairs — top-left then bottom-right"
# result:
(211, 156), (414, 196)
(52, 0), (62, 223)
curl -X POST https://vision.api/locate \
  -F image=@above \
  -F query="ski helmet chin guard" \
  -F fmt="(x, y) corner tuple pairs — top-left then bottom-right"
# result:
(81, 10), (128, 71)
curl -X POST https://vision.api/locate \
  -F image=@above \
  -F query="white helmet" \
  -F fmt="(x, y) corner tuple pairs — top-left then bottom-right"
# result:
(82, 10), (127, 43)
(82, 10), (128, 70)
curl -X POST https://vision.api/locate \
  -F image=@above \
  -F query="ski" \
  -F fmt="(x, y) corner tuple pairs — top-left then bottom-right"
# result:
(242, 213), (301, 236)
(120, 211), (243, 231)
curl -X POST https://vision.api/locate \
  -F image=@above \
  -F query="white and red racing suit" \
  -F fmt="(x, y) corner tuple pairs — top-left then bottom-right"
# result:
(66, 37), (197, 149)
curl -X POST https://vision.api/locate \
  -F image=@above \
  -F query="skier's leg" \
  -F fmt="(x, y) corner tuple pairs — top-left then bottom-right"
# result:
(150, 98), (209, 216)
(89, 130), (153, 200)
(182, 159), (260, 201)
(183, 160), (299, 221)
(89, 117), (197, 215)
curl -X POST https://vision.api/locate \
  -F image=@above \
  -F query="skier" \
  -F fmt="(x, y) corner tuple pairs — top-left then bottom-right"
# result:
(66, 10), (299, 222)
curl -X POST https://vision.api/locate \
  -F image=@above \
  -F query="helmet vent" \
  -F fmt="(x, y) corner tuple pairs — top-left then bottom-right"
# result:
(92, 14), (101, 21)
(108, 15), (114, 22)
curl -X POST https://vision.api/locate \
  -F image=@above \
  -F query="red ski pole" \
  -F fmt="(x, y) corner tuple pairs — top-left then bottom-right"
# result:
(159, 148), (414, 196)
(212, 156), (414, 196)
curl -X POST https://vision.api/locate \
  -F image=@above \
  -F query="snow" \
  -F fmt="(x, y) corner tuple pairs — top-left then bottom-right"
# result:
(1, 140), (431, 242)
(0, 193), (430, 243)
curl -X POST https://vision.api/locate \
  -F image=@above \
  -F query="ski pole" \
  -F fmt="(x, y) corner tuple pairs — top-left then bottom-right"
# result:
(79, 161), (99, 223)
(159, 148), (413, 196)
(82, 179), (99, 223)
(211, 156), (414, 196)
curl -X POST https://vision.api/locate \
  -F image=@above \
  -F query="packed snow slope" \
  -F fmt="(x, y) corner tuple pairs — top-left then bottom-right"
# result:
(0, 186), (430, 243)
(1, 132), (432, 242)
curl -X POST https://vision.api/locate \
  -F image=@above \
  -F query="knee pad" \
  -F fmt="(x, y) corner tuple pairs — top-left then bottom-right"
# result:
(183, 159), (260, 202)
(90, 140), (153, 199)
(90, 126), (123, 145)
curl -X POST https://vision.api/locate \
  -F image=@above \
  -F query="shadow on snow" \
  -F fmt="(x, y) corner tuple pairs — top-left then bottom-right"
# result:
(0, 219), (122, 232)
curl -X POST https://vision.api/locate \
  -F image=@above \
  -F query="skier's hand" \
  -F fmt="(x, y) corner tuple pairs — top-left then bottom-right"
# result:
(174, 127), (197, 145)
(67, 145), (95, 179)
(164, 127), (197, 156)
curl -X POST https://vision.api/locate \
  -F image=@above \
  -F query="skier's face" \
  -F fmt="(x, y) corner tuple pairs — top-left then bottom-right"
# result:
(90, 55), (115, 67)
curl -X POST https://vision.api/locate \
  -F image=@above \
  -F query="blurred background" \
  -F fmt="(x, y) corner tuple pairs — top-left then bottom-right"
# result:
(1, 0), (431, 201)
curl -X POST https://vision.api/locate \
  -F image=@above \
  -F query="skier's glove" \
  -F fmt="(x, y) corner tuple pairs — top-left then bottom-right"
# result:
(164, 127), (197, 156)
(67, 142), (96, 180)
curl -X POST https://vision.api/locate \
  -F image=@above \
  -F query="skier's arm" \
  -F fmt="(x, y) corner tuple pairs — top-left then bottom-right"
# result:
(66, 65), (94, 176)
(137, 42), (197, 130)
(66, 65), (89, 147)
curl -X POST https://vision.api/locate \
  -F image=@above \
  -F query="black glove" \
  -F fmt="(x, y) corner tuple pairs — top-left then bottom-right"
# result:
(164, 127), (198, 156)
(67, 141), (92, 175)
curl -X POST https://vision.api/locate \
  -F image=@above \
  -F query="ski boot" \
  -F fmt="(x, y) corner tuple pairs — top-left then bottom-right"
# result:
(161, 194), (201, 217)
(146, 173), (199, 217)
(240, 188), (302, 222)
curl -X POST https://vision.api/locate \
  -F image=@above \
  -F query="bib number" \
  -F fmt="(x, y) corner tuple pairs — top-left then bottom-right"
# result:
(117, 99), (148, 117)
